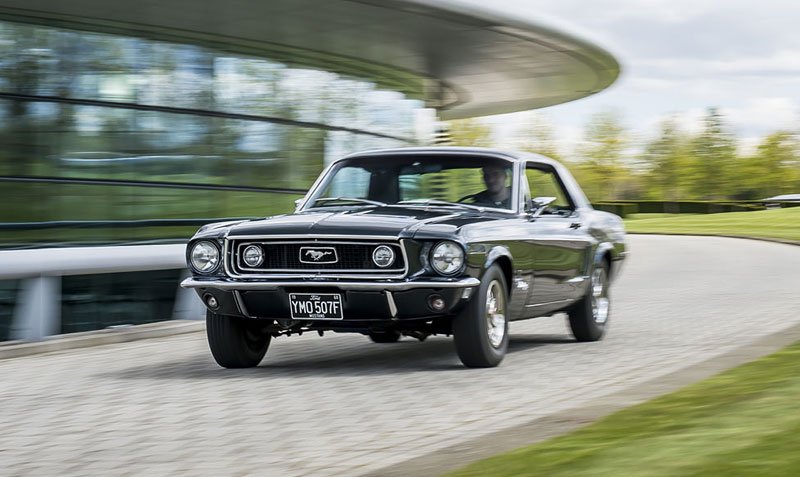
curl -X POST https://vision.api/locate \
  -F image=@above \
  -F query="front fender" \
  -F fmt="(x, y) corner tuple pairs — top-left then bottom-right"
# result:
(481, 245), (529, 320)
(594, 241), (625, 282)
(594, 242), (615, 267)
(484, 245), (513, 273)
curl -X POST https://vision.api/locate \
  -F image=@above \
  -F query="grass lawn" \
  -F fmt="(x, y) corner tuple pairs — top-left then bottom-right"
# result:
(448, 341), (800, 477)
(623, 206), (800, 242)
(448, 210), (800, 476)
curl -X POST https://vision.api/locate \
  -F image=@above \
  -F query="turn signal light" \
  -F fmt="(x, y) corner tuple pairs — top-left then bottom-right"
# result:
(204, 294), (220, 310)
(427, 294), (446, 311)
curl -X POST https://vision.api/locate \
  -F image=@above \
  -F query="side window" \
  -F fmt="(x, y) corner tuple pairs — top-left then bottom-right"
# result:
(525, 165), (574, 214)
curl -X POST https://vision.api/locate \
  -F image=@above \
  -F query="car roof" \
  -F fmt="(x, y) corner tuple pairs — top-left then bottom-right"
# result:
(339, 146), (561, 167)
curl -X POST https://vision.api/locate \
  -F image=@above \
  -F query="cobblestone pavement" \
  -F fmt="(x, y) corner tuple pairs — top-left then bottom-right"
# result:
(2, 236), (800, 476)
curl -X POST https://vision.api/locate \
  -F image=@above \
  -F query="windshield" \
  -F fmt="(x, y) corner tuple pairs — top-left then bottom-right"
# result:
(304, 155), (516, 211)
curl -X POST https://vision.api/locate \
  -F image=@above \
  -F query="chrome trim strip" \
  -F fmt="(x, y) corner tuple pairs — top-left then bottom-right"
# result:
(237, 240), (399, 245)
(566, 276), (587, 284)
(234, 240), (404, 273)
(181, 277), (480, 291)
(232, 290), (251, 318)
(228, 234), (401, 240)
(234, 268), (407, 274)
(223, 238), (234, 277)
(524, 298), (573, 308)
(520, 236), (595, 242)
(399, 240), (414, 277)
(385, 291), (398, 318)
(296, 160), (339, 212)
(226, 237), (410, 279)
(221, 273), (408, 279)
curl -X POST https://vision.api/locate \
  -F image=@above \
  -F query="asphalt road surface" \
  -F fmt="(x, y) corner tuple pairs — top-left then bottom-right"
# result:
(2, 235), (800, 476)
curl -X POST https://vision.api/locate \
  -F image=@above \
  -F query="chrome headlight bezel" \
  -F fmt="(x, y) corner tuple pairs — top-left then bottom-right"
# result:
(242, 244), (264, 267)
(372, 245), (396, 268)
(429, 240), (465, 276)
(189, 240), (221, 274)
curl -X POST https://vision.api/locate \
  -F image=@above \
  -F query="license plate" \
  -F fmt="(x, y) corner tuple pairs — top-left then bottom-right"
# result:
(288, 293), (343, 320)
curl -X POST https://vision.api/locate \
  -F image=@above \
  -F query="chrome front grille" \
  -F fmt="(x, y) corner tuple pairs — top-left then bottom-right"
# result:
(227, 238), (407, 277)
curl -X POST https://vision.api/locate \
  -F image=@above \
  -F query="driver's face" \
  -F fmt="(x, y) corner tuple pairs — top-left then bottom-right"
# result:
(483, 167), (507, 194)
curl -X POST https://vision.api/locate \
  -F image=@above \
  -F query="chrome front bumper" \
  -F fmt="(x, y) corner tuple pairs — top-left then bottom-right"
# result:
(181, 277), (480, 292)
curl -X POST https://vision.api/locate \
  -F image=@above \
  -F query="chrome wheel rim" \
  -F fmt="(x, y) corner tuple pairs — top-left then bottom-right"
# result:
(485, 280), (507, 348)
(591, 267), (609, 324)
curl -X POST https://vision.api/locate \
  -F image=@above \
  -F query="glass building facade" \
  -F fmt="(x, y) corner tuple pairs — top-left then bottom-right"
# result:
(0, 18), (422, 337)
(0, 19), (421, 249)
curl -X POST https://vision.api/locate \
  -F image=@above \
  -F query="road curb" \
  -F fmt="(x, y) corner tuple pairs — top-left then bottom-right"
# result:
(627, 232), (800, 247)
(0, 320), (204, 360)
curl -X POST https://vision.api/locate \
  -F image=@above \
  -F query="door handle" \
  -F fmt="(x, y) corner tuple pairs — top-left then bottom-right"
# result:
(569, 222), (582, 229)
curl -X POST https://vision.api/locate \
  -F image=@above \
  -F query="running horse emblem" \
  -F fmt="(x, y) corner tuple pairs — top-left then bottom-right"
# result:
(305, 249), (332, 261)
(298, 246), (337, 264)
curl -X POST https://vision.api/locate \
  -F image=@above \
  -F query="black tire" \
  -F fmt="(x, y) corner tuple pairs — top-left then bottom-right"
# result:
(206, 311), (271, 368)
(568, 260), (611, 342)
(453, 264), (509, 368)
(368, 330), (402, 343)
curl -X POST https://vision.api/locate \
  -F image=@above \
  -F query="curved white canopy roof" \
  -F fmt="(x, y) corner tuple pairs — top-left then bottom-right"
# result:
(0, 0), (620, 119)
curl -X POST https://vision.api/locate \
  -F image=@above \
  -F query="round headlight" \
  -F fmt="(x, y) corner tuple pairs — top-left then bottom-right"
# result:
(242, 245), (264, 267)
(190, 241), (220, 273)
(372, 245), (395, 268)
(430, 241), (464, 276)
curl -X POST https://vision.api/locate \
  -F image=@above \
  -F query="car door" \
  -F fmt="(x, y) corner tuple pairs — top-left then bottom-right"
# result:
(521, 162), (592, 315)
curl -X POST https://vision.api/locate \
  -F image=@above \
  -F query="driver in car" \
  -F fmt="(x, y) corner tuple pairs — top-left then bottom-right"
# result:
(468, 165), (512, 208)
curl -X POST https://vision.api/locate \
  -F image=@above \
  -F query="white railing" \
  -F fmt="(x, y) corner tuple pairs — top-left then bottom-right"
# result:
(0, 244), (204, 341)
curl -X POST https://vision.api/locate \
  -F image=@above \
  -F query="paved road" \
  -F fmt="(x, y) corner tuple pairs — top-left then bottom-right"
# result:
(2, 235), (800, 476)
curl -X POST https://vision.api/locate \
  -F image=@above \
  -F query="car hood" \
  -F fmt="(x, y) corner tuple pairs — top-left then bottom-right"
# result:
(226, 206), (501, 239)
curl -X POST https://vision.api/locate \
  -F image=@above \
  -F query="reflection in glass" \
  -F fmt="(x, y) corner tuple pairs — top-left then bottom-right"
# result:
(0, 183), (301, 248)
(0, 18), (420, 249)
(0, 20), (420, 135)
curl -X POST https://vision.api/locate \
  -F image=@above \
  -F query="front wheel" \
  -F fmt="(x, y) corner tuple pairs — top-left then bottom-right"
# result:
(568, 261), (611, 342)
(206, 311), (271, 368)
(453, 265), (509, 368)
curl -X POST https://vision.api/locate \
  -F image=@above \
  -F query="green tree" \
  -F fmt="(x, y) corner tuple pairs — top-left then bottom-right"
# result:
(641, 117), (690, 200)
(513, 113), (562, 160)
(735, 131), (799, 199)
(686, 108), (738, 199)
(576, 110), (628, 200)
(446, 118), (493, 147)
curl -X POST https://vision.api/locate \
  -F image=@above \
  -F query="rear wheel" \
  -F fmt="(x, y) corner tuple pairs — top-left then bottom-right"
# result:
(568, 260), (610, 342)
(453, 265), (509, 368)
(206, 311), (271, 368)
(368, 330), (401, 343)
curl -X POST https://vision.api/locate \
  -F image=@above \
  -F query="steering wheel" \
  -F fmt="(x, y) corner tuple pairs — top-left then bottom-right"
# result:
(457, 193), (480, 203)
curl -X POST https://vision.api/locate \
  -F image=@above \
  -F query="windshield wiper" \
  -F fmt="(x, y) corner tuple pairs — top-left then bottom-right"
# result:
(396, 199), (486, 212)
(311, 197), (387, 207)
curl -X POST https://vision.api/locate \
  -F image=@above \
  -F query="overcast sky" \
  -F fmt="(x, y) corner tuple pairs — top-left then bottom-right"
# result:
(456, 0), (800, 156)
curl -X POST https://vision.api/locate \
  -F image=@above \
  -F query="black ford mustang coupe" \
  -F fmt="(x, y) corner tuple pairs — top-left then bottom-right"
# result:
(182, 147), (626, 368)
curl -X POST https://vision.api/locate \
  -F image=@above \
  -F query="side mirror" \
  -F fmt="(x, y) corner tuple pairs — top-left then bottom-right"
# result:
(294, 198), (304, 212)
(529, 196), (557, 219)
